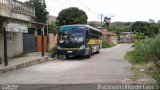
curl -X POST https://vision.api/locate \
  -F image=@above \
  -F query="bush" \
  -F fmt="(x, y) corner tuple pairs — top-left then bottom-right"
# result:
(102, 40), (113, 48)
(133, 33), (145, 41)
(127, 34), (160, 64)
(126, 34), (160, 84)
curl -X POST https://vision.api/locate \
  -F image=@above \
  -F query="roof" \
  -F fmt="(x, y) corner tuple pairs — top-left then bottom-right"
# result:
(102, 31), (117, 36)
(48, 15), (57, 22)
(0, 14), (46, 26)
(61, 24), (102, 32)
(121, 32), (134, 34)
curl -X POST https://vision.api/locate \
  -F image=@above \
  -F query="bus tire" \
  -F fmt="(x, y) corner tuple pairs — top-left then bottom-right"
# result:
(66, 55), (70, 59)
(57, 54), (59, 58)
(96, 46), (100, 54)
(86, 49), (91, 58)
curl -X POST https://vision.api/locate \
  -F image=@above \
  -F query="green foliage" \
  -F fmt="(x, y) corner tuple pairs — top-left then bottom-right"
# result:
(109, 25), (131, 32)
(126, 34), (160, 64)
(57, 7), (88, 26)
(148, 19), (156, 23)
(109, 22), (132, 35)
(25, 0), (49, 23)
(103, 17), (111, 29)
(126, 34), (160, 84)
(48, 22), (58, 33)
(131, 21), (160, 37)
(133, 33), (145, 41)
(109, 25), (131, 40)
(149, 23), (159, 37)
(110, 22), (132, 26)
(131, 21), (150, 34)
(48, 48), (56, 54)
(102, 40), (113, 48)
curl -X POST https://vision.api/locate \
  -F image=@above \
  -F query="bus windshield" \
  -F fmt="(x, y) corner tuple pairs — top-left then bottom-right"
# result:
(58, 26), (85, 44)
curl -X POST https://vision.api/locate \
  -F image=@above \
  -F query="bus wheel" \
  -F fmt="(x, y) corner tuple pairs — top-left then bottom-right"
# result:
(96, 46), (100, 54)
(66, 55), (70, 59)
(57, 54), (59, 58)
(86, 49), (91, 58)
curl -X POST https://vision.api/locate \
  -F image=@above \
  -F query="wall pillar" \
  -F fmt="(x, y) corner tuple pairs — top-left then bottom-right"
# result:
(3, 27), (8, 66)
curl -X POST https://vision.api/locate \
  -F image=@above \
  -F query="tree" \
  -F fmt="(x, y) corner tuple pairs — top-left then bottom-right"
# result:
(149, 23), (159, 37)
(108, 22), (131, 41)
(148, 19), (155, 23)
(131, 21), (160, 37)
(57, 7), (88, 26)
(25, 0), (49, 23)
(103, 17), (111, 29)
(157, 20), (160, 29)
(131, 21), (150, 35)
(48, 22), (58, 34)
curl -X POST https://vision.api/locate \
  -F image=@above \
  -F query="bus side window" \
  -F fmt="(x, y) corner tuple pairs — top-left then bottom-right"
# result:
(86, 30), (90, 39)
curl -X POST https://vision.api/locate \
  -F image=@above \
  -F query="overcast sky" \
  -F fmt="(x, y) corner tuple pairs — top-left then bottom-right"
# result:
(20, 0), (160, 22)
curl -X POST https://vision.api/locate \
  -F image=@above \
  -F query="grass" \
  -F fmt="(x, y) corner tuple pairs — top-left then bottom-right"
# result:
(125, 34), (160, 85)
(102, 40), (114, 48)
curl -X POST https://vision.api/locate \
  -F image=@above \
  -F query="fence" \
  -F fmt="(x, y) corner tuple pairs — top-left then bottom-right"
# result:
(37, 35), (48, 52)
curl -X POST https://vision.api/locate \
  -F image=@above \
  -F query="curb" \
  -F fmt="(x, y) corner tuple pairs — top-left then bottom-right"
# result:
(0, 56), (52, 74)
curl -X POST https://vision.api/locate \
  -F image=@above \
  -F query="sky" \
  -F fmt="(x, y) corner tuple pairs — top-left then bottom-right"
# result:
(20, 0), (160, 22)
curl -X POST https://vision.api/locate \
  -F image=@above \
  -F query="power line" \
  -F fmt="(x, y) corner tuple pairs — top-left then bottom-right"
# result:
(54, 0), (67, 8)
(54, 0), (106, 22)
(66, 0), (75, 7)
(75, 0), (99, 16)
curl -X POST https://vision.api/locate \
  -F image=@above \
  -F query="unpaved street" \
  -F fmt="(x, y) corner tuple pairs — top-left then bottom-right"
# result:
(0, 44), (132, 84)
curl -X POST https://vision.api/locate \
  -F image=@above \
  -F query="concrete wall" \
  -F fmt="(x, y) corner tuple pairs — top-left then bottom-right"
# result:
(48, 33), (57, 50)
(119, 34), (135, 43)
(110, 36), (118, 45)
(0, 4), (34, 21)
(102, 35), (118, 45)
(7, 32), (23, 58)
(0, 25), (23, 60)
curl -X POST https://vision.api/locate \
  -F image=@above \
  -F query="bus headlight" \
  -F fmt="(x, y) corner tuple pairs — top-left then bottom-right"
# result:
(57, 46), (61, 50)
(80, 45), (85, 50)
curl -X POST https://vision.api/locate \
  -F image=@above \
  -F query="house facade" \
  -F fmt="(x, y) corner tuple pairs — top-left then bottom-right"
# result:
(119, 32), (135, 43)
(101, 29), (118, 45)
(0, 0), (46, 65)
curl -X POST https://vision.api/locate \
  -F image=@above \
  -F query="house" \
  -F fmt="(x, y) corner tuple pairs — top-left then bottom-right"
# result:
(101, 29), (118, 45)
(48, 15), (57, 24)
(0, 0), (46, 66)
(119, 32), (134, 43)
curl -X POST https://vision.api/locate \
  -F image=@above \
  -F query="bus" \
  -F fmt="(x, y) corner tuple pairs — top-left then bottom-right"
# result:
(56, 25), (102, 58)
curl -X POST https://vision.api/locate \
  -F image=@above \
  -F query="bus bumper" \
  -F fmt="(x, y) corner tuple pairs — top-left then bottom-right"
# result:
(57, 49), (86, 56)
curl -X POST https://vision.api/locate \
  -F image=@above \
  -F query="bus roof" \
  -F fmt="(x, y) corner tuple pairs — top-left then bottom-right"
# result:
(60, 24), (102, 32)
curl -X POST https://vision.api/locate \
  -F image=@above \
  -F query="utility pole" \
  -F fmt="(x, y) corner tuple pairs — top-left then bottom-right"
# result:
(101, 13), (103, 29)
(3, 19), (8, 66)
(4, 28), (8, 66)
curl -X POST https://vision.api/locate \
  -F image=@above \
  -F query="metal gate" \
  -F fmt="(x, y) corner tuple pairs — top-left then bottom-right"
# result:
(23, 33), (35, 53)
